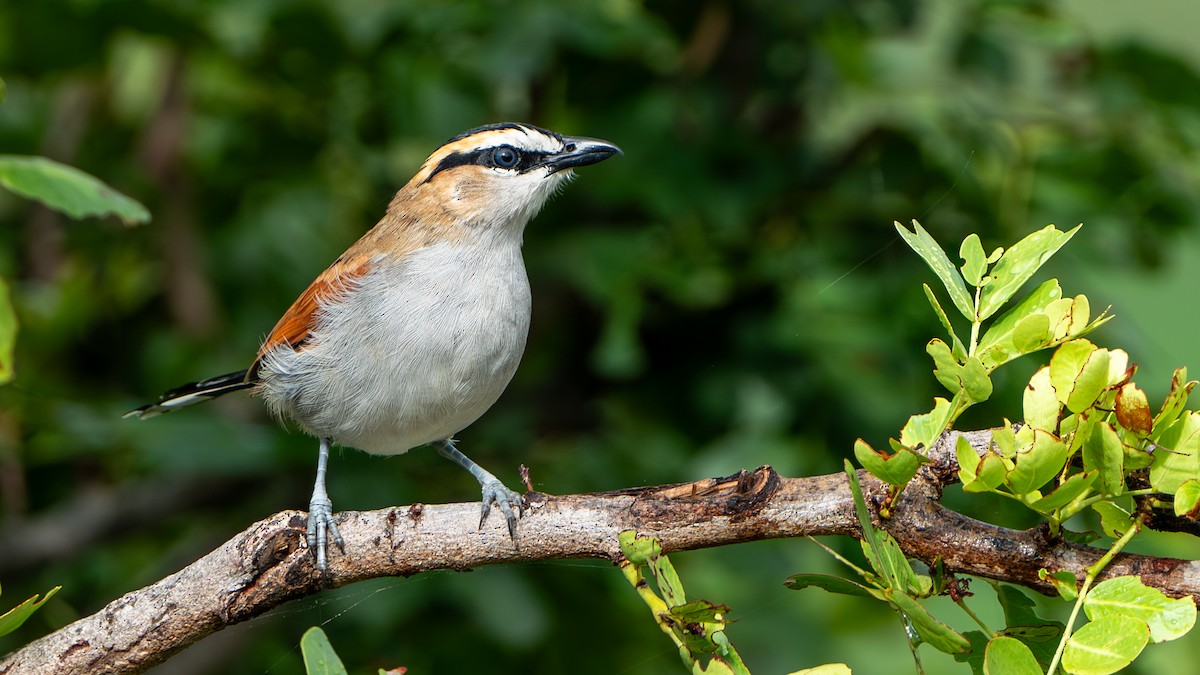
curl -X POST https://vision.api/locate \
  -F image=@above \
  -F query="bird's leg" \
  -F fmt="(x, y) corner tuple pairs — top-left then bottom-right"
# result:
(433, 439), (524, 542)
(307, 437), (344, 571)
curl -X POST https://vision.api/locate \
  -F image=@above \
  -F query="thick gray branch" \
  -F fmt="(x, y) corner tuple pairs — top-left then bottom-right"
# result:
(3, 430), (1198, 674)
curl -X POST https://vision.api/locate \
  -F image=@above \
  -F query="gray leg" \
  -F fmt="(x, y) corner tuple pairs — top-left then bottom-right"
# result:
(307, 437), (344, 571)
(433, 439), (524, 541)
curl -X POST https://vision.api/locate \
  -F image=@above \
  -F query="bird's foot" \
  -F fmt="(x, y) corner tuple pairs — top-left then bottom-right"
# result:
(478, 477), (525, 544)
(306, 496), (344, 572)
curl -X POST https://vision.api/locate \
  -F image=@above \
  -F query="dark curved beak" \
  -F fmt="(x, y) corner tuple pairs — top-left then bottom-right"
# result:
(544, 136), (623, 174)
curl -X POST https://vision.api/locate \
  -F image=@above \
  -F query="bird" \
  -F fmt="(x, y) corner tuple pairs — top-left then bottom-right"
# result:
(126, 122), (621, 571)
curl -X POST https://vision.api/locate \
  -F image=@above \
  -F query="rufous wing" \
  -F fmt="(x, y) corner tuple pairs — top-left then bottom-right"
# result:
(250, 255), (373, 374)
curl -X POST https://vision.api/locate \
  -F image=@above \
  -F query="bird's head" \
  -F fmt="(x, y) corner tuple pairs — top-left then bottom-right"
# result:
(397, 123), (621, 233)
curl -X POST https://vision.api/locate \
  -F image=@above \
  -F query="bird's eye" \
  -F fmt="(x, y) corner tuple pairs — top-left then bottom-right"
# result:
(492, 146), (520, 169)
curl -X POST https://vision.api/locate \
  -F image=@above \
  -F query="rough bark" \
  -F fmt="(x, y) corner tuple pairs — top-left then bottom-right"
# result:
(2, 430), (1197, 674)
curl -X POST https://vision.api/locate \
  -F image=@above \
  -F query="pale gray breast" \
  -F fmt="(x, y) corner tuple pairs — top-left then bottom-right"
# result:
(257, 239), (532, 454)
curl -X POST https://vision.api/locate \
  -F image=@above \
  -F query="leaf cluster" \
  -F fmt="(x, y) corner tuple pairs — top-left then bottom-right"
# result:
(844, 223), (1200, 674)
(618, 530), (750, 675)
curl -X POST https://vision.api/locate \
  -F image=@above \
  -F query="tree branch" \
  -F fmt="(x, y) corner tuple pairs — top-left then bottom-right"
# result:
(3, 430), (1197, 674)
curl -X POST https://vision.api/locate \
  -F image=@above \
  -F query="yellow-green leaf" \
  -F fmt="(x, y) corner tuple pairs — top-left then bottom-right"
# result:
(1082, 422), (1124, 495)
(888, 590), (972, 654)
(300, 627), (349, 675)
(0, 586), (60, 637)
(1174, 479), (1200, 519)
(1024, 366), (1061, 433)
(0, 279), (15, 385)
(1149, 412), (1200, 495)
(1029, 471), (1096, 513)
(1062, 614), (1148, 675)
(1085, 576), (1197, 643)
(787, 664), (852, 675)
(896, 220), (974, 321)
(0, 155), (150, 225)
(1091, 501), (1133, 538)
(854, 438), (924, 487)
(924, 284), (967, 360)
(977, 224), (1079, 320)
(1153, 368), (1196, 438)
(960, 233), (987, 287)
(1007, 430), (1069, 495)
(983, 636), (1042, 675)
(960, 356), (993, 403)
(900, 397), (954, 450)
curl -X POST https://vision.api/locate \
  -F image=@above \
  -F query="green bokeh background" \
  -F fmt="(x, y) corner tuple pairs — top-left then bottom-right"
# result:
(2, 1), (1200, 673)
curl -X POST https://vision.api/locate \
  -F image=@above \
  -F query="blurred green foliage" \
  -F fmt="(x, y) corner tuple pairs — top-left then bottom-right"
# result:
(2, 0), (1200, 673)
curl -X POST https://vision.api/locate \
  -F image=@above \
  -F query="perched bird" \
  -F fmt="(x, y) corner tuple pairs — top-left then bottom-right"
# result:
(127, 123), (621, 570)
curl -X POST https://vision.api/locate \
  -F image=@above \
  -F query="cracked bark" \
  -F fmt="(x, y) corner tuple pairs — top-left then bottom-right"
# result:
(2, 429), (1198, 674)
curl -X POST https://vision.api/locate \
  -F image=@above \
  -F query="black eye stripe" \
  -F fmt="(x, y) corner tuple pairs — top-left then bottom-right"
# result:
(425, 146), (551, 182)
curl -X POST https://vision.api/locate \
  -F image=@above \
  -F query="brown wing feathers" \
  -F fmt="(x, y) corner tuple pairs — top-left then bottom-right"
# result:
(251, 255), (374, 372)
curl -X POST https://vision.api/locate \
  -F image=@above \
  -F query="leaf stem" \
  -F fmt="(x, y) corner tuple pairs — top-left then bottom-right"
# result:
(969, 286), (982, 356)
(955, 598), (995, 638)
(1045, 518), (1142, 674)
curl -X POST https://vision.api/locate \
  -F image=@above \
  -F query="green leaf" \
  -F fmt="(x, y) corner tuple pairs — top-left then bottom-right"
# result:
(964, 453), (1006, 493)
(1023, 367), (1061, 433)
(1153, 368), (1196, 437)
(954, 630), (990, 675)
(1091, 501), (1133, 538)
(928, 338), (963, 394)
(896, 220), (974, 321)
(995, 584), (1045, 627)
(0, 155), (150, 225)
(854, 438), (925, 487)
(1049, 340), (1111, 413)
(0, 74), (6, 104)
(0, 278), (15, 385)
(670, 599), (729, 625)
(1003, 626), (1065, 666)
(992, 424), (1017, 458)
(1149, 412), (1200, 495)
(993, 585), (1066, 664)
(1084, 576), (1197, 643)
(1014, 313), (1052, 355)
(900, 397), (954, 450)
(1050, 340), (1095, 405)
(623, 530), (687, 607)
(977, 224), (1079, 320)
(957, 434), (981, 483)
(1029, 471), (1096, 513)
(960, 356), (993, 403)
(923, 285), (967, 360)
(983, 636), (1042, 675)
(1065, 294), (1093, 338)
(653, 550), (688, 608)
(1007, 430), (1069, 495)
(784, 574), (875, 598)
(845, 460), (916, 592)
(0, 586), (60, 637)
(1061, 614), (1148, 675)
(301, 627), (349, 675)
(619, 529), (662, 565)
(1039, 569), (1079, 601)
(1173, 479), (1200, 518)
(888, 590), (972, 654)
(1081, 422), (1124, 495)
(977, 278), (1061, 359)
(960, 233), (988, 287)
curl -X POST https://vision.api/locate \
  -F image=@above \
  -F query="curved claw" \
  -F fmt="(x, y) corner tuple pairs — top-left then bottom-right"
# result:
(478, 477), (525, 543)
(306, 496), (344, 572)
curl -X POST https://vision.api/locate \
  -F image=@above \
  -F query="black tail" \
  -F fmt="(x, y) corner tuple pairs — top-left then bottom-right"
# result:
(124, 370), (254, 419)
